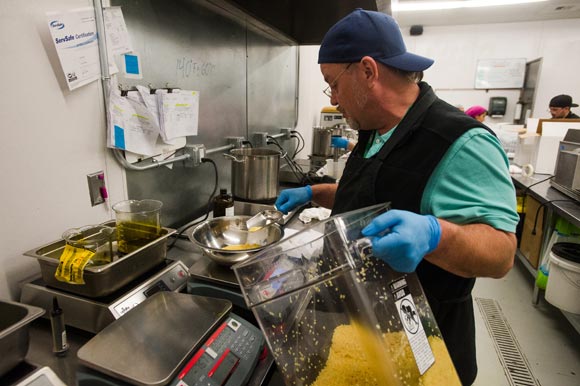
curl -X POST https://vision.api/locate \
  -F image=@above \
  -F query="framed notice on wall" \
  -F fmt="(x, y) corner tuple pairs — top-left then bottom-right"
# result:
(475, 58), (526, 89)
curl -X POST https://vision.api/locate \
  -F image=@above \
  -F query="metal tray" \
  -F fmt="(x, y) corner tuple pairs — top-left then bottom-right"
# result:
(78, 292), (231, 386)
(0, 300), (45, 377)
(24, 221), (176, 298)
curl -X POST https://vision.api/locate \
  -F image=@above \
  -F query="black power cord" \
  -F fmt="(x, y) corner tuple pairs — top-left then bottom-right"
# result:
(267, 136), (314, 185)
(168, 157), (219, 250)
(291, 130), (305, 159)
(522, 175), (554, 196)
(531, 199), (574, 235)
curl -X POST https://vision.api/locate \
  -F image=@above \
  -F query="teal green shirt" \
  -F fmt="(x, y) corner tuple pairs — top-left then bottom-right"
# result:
(364, 128), (519, 232)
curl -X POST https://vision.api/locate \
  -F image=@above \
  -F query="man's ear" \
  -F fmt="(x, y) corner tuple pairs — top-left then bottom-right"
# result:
(359, 56), (379, 86)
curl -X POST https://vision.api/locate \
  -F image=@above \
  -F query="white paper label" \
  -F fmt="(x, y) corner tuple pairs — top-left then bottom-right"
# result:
(391, 277), (435, 375)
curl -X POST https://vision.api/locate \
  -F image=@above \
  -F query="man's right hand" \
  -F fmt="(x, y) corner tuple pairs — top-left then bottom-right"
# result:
(275, 186), (312, 214)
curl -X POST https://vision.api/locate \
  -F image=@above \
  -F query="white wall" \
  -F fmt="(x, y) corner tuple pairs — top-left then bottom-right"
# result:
(296, 18), (580, 148)
(0, 0), (125, 300)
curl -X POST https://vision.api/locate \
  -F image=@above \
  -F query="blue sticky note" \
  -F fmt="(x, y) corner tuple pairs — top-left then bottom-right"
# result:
(114, 125), (126, 149)
(124, 54), (140, 75)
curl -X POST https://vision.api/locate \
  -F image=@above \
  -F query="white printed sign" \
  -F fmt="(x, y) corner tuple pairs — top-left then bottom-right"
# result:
(391, 277), (435, 375)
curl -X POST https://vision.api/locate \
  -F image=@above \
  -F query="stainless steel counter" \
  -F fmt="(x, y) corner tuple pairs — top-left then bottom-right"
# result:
(19, 210), (310, 386)
(25, 320), (91, 385)
(511, 173), (580, 334)
(512, 173), (580, 228)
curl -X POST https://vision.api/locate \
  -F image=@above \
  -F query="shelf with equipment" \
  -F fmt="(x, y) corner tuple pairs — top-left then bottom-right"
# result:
(511, 173), (580, 334)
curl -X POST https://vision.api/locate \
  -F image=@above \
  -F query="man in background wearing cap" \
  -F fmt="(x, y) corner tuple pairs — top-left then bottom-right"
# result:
(549, 94), (579, 119)
(275, 9), (518, 385)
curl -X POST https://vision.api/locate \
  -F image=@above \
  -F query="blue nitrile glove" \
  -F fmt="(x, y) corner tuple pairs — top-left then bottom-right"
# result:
(361, 210), (441, 273)
(275, 186), (312, 214)
(331, 136), (349, 149)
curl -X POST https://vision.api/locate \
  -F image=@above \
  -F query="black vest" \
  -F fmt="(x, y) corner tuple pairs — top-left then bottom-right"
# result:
(332, 82), (489, 386)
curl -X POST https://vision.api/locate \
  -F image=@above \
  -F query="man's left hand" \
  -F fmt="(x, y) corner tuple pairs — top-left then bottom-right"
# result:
(361, 210), (441, 273)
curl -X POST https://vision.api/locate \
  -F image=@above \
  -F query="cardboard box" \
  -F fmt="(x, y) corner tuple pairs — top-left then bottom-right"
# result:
(519, 196), (544, 269)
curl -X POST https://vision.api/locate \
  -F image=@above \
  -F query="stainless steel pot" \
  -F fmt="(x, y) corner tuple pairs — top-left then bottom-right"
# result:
(311, 126), (334, 157)
(225, 148), (281, 202)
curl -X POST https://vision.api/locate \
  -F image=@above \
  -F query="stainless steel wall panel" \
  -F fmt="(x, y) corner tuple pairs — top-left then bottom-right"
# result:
(110, 0), (297, 228)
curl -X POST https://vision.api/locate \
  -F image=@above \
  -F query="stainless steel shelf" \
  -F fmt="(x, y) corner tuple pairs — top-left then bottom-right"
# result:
(512, 173), (580, 335)
(561, 311), (580, 335)
(515, 249), (537, 278)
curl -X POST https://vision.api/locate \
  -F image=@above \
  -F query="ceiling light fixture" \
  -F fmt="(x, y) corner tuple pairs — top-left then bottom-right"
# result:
(393, 0), (549, 12)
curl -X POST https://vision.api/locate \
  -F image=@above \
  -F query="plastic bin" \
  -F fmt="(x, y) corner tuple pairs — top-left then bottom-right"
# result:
(234, 203), (460, 386)
(545, 243), (580, 314)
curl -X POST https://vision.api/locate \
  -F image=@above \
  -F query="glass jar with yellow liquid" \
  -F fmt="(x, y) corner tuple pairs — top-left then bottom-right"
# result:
(112, 199), (163, 254)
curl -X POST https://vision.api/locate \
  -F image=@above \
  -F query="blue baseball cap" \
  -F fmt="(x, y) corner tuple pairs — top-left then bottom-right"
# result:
(318, 9), (434, 72)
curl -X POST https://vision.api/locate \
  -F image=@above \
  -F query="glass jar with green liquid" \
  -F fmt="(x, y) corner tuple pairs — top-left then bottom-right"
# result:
(112, 199), (163, 254)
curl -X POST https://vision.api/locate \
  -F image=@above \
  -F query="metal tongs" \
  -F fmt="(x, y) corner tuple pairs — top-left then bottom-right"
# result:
(244, 209), (284, 231)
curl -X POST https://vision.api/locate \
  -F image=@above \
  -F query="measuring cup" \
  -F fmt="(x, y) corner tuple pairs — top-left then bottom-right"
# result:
(244, 209), (284, 231)
(62, 225), (115, 266)
(112, 199), (163, 254)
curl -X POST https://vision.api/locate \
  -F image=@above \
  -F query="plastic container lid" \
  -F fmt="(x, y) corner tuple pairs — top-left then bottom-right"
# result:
(551, 242), (580, 264)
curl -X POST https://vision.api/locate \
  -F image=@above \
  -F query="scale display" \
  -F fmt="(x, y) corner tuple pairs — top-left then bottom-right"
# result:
(173, 316), (265, 386)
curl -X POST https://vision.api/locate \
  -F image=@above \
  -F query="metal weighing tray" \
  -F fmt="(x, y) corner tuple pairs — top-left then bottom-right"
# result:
(78, 292), (232, 386)
(24, 221), (176, 298)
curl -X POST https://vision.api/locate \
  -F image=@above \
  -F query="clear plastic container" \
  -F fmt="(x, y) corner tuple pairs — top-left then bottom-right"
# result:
(112, 199), (163, 254)
(234, 203), (461, 386)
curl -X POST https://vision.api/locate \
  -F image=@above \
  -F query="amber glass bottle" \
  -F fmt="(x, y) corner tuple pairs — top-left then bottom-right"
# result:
(213, 189), (234, 217)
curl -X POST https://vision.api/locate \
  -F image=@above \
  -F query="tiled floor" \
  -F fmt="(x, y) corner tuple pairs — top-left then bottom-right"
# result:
(472, 258), (580, 386)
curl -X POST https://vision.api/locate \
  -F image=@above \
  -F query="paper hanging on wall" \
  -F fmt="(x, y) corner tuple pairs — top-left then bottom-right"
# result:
(158, 90), (200, 140)
(136, 86), (186, 148)
(103, 6), (132, 55)
(46, 7), (101, 91)
(107, 88), (159, 156)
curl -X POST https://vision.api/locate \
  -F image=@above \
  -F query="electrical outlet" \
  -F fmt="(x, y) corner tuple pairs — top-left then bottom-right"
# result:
(280, 128), (292, 139)
(252, 132), (268, 147)
(87, 171), (106, 206)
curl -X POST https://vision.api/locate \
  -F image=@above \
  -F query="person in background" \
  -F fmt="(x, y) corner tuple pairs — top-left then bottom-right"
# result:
(465, 105), (488, 122)
(455, 104), (465, 112)
(275, 9), (518, 386)
(548, 94), (579, 119)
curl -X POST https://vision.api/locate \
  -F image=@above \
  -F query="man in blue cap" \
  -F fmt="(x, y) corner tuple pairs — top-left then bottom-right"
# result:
(276, 9), (519, 385)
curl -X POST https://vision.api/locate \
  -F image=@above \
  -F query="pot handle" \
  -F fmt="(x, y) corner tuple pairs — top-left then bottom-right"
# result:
(223, 153), (245, 163)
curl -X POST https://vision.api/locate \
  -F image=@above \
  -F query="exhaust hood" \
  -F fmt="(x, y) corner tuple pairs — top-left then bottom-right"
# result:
(206, 0), (388, 45)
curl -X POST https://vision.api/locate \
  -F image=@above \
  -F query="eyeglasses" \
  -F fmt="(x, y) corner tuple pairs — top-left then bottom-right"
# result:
(323, 63), (353, 98)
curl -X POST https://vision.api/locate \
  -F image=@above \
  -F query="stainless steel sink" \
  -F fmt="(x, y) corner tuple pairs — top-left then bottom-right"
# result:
(0, 300), (45, 377)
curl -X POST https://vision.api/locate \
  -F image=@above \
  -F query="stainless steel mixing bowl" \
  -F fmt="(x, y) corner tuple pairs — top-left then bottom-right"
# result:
(189, 216), (284, 266)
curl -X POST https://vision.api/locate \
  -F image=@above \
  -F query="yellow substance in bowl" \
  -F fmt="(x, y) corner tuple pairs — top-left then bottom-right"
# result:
(221, 243), (261, 251)
(311, 324), (461, 386)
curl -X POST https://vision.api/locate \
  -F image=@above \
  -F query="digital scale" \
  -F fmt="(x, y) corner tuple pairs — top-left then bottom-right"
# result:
(20, 260), (189, 333)
(76, 293), (270, 386)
